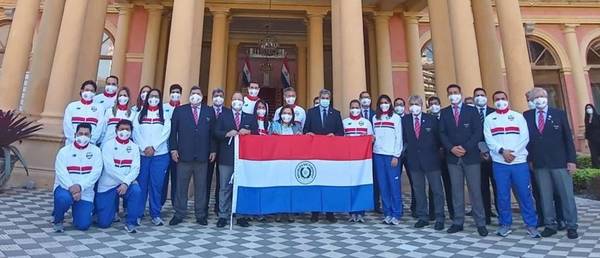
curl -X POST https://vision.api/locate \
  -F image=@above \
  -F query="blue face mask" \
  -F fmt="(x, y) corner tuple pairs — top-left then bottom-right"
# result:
(320, 99), (330, 108)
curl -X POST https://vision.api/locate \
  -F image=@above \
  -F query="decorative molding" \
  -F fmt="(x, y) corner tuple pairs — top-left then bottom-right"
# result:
(126, 52), (144, 62)
(579, 28), (600, 66)
(418, 30), (431, 50)
(528, 29), (572, 70)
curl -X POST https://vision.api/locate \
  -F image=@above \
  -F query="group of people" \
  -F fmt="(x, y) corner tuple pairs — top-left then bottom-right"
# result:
(52, 75), (580, 239)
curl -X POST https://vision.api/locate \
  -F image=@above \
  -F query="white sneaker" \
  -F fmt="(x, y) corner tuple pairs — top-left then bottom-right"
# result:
(124, 224), (137, 233)
(151, 217), (164, 226)
(348, 214), (357, 223)
(390, 217), (400, 225)
(356, 214), (366, 223)
(383, 216), (392, 224)
(113, 213), (121, 222)
(136, 218), (141, 226)
(53, 222), (64, 233)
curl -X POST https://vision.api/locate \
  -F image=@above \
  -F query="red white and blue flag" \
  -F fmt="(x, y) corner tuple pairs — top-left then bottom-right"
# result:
(281, 56), (291, 88)
(232, 135), (374, 215)
(242, 56), (252, 86)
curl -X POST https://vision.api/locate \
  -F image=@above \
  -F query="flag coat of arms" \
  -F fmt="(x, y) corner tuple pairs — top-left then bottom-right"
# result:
(232, 135), (374, 215)
(281, 56), (291, 88)
(242, 56), (252, 85)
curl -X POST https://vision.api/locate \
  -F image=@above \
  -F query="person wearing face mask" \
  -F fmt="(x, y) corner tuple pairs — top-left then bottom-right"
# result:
(63, 80), (105, 146)
(439, 84), (488, 236)
(205, 88), (227, 217)
(52, 123), (103, 233)
(161, 84), (183, 207)
(273, 87), (306, 129)
(95, 120), (142, 233)
(524, 87), (579, 239)
(132, 88), (171, 226)
(394, 98), (406, 117)
(214, 92), (259, 228)
(484, 91), (540, 238)
(242, 82), (262, 114)
(303, 89), (344, 223)
(94, 75), (120, 112)
(313, 96), (320, 107)
(270, 105), (302, 135)
(100, 87), (135, 146)
(168, 86), (217, 226)
(163, 84), (182, 120)
(585, 104), (600, 168)
(526, 89), (536, 110)
(254, 100), (270, 135)
(464, 97), (475, 107)
(428, 96), (442, 119)
(134, 85), (152, 112)
(401, 95), (445, 230)
(358, 91), (375, 121)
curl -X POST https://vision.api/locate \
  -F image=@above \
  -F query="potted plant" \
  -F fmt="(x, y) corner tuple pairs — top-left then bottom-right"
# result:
(0, 110), (42, 188)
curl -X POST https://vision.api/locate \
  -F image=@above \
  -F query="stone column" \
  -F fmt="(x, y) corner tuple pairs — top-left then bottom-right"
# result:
(307, 9), (326, 106)
(110, 3), (133, 82)
(155, 12), (171, 90)
(564, 24), (591, 127)
(340, 0), (367, 115)
(0, 0), (40, 110)
(374, 11), (394, 98)
(140, 4), (164, 87)
(366, 18), (379, 98)
(427, 0), (455, 105)
(296, 43), (307, 107)
(207, 7), (229, 105)
(447, 0), (482, 95)
(472, 0), (506, 97)
(496, 0), (535, 111)
(40, 0), (89, 124)
(404, 13), (425, 97)
(225, 41), (239, 100)
(22, 0), (65, 116)
(331, 0), (342, 109)
(221, 17), (231, 85)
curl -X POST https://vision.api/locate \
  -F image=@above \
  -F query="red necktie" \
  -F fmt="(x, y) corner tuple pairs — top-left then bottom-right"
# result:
(414, 116), (421, 139)
(538, 110), (545, 134)
(193, 106), (199, 125)
(453, 105), (460, 127)
(235, 112), (241, 130)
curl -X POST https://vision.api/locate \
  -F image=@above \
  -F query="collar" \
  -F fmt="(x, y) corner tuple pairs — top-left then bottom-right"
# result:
(289, 104), (296, 109)
(381, 110), (392, 117)
(496, 108), (509, 114)
(257, 116), (265, 121)
(103, 91), (116, 98)
(349, 114), (361, 120)
(246, 95), (259, 101)
(147, 105), (159, 112)
(320, 106), (329, 112)
(169, 100), (180, 107)
(73, 141), (88, 150)
(116, 137), (130, 145)
(117, 104), (128, 111)
(413, 114), (421, 120)
(80, 99), (93, 105)
(537, 106), (549, 114)
(452, 102), (463, 109)
(213, 105), (222, 110)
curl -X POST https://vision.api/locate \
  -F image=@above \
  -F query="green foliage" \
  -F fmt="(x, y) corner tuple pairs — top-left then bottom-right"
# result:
(576, 156), (593, 169)
(0, 110), (42, 188)
(573, 168), (600, 193)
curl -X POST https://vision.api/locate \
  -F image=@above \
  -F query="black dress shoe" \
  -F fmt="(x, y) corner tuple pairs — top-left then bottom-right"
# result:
(434, 222), (444, 231)
(414, 220), (429, 228)
(237, 218), (250, 227)
(325, 213), (337, 223)
(216, 218), (227, 228)
(477, 226), (488, 237)
(466, 210), (473, 216)
(375, 207), (383, 214)
(310, 213), (319, 222)
(540, 227), (557, 237)
(485, 217), (492, 226)
(447, 225), (463, 234)
(567, 229), (579, 239)
(557, 221), (566, 231)
(169, 217), (183, 226)
(429, 215), (436, 221)
(196, 218), (208, 226)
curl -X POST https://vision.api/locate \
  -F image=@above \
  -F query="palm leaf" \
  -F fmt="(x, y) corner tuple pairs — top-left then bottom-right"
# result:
(1, 146), (12, 187)
(8, 145), (29, 176)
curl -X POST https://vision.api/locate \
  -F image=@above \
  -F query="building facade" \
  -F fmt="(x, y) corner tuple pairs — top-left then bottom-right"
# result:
(0, 0), (599, 188)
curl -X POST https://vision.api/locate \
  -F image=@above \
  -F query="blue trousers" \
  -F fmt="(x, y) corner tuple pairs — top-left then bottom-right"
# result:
(137, 154), (170, 219)
(493, 162), (538, 227)
(95, 184), (143, 227)
(374, 154), (403, 218)
(52, 187), (93, 230)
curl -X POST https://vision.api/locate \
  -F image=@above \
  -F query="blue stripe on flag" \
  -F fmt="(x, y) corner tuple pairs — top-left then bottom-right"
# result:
(235, 184), (374, 215)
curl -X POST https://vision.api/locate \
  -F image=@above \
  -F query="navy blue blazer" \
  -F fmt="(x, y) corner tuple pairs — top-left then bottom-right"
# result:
(303, 106), (344, 136)
(214, 107), (259, 166)
(439, 104), (483, 165)
(524, 107), (576, 169)
(402, 113), (441, 172)
(169, 104), (216, 162)
(361, 108), (376, 122)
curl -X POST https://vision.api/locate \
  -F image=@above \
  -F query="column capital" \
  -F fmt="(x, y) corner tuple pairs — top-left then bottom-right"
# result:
(374, 11), (394, 19)
(115, 3), (134, 14)
(402, 12), (421, 23)
(144, 4), (164, 11)
(563, 23), (580, 33)
(306, 8), (328, 18)
(207, 6), (230, 15)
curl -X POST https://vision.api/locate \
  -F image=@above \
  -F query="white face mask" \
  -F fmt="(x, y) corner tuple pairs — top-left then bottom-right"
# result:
(117, 130), (131, 141)
(360, 98), (371, 106)
(117, 96), (129, 105)
(189, 94), (203, 105)
(285, 96), (296, 105)
(350, 108), (361, 117)
(140, 91), (148, 101)
(213, 96), (224, 106)
(534, 97), (548, 109)
(409, 105), (422, 115)
(449, 94), (462, 104)
(495, 100), (509, 110)
(257, 109), (267, 117)
(474, 96), (487, 107)
(380, 103), (391, 112)
(281, 114), (293, 123)
(232, 100), (243, 111)
(587, 108), (594, 115)
(248, 88), (260, 97)
(430, 104), (441, 114)
(81, 91), (95, 101)
(467, 103), (475, 107)
(319, 99), (330, 108)
(105, 85), (118, 94)
(147, 97), (160, 107)
(170, 93), (181, 101)
(528, 101), (536, 110)
(394, 106), (404, 115)
(75, 135), (90, 146)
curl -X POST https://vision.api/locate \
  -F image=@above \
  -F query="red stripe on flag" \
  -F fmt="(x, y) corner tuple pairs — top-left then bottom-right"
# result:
(238, 135), (373, 161)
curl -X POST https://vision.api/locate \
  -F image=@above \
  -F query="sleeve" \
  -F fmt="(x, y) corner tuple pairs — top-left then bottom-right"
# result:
(303, 110), (312, 134)
(366, 120), (373, 135)
(268, 122), (276, 135)
(299, 108), (306, 130)
(54, 149), (74, 189)
(561, 111), (577, 163)
(250, 117), (259, 135)
(101, 142), (115, 177)
(209, 111), (217, 153)
(132, 113), (147, 151)
(91, 107), (105, 145)
(483, 115), (501, 154)
(152, 118), (171, 150)
(513, 114), (530, 155)
(438, 112), (454, 151)
(393, 116), (403, 158)
(81, 148), (103, 192)
(214, 114), (228, 140)
(272, 108), (280, 123)
(63, 104), (74, 142)
(169, 108), (179, 151)
(98, 110), (110, 144)
(334, 112), (344, 136)
(401, 117), (408, 146)
(465, 109), (483, 150)
(123, 146), (141, 185)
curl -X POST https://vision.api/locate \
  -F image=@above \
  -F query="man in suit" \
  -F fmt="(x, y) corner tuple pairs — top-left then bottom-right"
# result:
(524, 87), (579, 239)
(439, 84), (488, 236)
(473, 87), (498, 225)
(206, 88), (226, 217)
(358, 90), (381, 213)
(304, 88), (344, 222)
(427, 96), (453, 221)
(168, 86), (216, 226)
(214, 92), (259, 228)
(402, 95), (445, 231)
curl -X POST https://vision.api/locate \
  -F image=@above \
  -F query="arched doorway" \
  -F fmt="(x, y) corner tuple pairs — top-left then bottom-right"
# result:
(96, 30), (114, 87)
(421, 41), (436, 99)
(588, 38), (600, 108)
(526, 37), (567, 110)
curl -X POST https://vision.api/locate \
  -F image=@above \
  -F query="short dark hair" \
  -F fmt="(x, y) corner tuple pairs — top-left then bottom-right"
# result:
(81, 80), (97, 91)
(447, 84), (461, 93)
(76, 123), (92, 134)
(349, 99), (360, 107)
(279, 104), (296, 124)
(427, 96), (441, 104)
(473, 87), (486, 95)
(313, 96), (319, 102)
(492, 90), (508, 99)
(170, 84), (183, 93)
(190, 85), (202, 93)
(359, 91), (370, 98)
(116, 119), (133, 132)
(394, 98), (405, 105)
(106, 75), (119, 84)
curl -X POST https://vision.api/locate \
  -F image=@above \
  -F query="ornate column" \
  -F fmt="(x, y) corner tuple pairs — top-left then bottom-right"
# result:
(0, 0), (40, 110)
(331, 0), (342, 109)
(564, 24), (591, 130)
(340, 0), (367, 115)
(296, 43), (307, 107)
(374, 11), (394, 98)
(307, 9), (326, 105)
(207, 7), (230, 105)
(110, 4), (133, 82)
(404, 13), (425, 97)
(427, 0), (455, 105)
(140, 4), (164, 87)
(366, 17), (379, 98)
(155, 12), (172, 91)
(472, 0), (506, 97)
(225, 41), (239, 100)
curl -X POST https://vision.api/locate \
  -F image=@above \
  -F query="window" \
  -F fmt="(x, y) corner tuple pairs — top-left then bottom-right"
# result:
(96, 30), (114, 86)
(588, 39), (600, 109)
(421, 41), (436, 99)
(526, 37), (566, 110)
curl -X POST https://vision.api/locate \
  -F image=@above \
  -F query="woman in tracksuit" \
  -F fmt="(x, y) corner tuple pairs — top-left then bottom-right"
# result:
(372, 95), (403, 225)
(132, 88), (171, 226)
(100, 87), (136, 146)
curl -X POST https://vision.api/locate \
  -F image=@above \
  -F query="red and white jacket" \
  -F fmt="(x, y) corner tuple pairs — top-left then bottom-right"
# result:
(372, 113), (403, 157)
(62, 100), (105, 145)
(100, 105), (136, 145)
(132, 107), (171, 156)
(162, 101), (180, 120)
(483, 109), (530, 165)
(97, 138), (141, 193)
(343, 116), (373, 136)
(54, 142), (103, 202)
(242, 96), (259, 115)
(93, 92), (117, 113)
